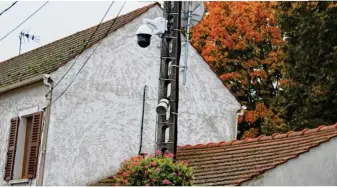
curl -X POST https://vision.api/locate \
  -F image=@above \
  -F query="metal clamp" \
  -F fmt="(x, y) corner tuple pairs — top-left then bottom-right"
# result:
(159, 78), (175, 81)
(171, 65), (185, 68)
(157, 122), (175, 125)
(161, 56), (177, 60)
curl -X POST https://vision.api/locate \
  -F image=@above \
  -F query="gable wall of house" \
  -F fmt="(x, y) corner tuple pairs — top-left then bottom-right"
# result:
(242, 137), (337, 186)
(0, 82), (48, 186)
(38, 6), (240, 186)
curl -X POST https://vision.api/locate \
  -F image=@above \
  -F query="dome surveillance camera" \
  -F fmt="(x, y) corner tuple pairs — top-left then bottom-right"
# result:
(136, 17), (167, 48)
(136, 24), (152, 48)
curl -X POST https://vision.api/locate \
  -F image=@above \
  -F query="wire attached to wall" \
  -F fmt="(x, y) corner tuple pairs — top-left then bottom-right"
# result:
(45, 1), (115, 96)
(48, 1), (127, 107)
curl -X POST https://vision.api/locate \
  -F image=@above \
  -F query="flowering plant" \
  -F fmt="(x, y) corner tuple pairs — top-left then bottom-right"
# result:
(108, 150), (193, 186)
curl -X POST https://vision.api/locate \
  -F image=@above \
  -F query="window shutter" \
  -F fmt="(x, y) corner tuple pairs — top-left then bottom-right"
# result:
(4, 117), (20, 181)
(27, 111), (43, 179)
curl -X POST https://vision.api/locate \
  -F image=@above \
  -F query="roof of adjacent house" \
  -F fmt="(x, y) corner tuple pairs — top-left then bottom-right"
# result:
(92, 124), (337, 186)
(176, 124), (337, 186)
(0, 3), (159, 90)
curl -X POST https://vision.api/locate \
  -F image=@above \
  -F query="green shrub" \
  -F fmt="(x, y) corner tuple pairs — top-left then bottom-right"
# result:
(109, 150), (193, 186)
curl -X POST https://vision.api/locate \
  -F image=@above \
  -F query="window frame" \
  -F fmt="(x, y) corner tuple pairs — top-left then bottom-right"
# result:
(4, 106), (43, 182)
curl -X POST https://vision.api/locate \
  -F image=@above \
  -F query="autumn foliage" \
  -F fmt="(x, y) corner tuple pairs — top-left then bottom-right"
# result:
(191, 2), (290, 138)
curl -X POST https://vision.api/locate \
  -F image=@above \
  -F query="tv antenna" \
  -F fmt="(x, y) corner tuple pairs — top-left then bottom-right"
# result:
(181, 1), (205, 85)
(18, 29), (40, 55)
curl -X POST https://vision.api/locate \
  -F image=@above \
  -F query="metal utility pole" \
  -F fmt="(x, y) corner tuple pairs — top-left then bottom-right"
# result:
(156, 1), (182, 158)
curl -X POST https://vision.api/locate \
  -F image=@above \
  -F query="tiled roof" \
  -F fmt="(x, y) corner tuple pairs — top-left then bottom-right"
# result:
(92, 124), (337, 186)
(0, 3), (159, 90)
(176, 124), (337, 186)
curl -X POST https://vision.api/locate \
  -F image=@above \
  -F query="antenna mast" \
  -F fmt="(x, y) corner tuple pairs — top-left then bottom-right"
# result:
(181, 2), (205, 85)
(18, 30), (40, 55)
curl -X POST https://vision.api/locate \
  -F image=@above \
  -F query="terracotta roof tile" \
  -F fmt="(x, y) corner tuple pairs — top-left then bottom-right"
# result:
(176, 124), (337, 186)
(0, 3), (159, 90)
(93, 124), (337, 186)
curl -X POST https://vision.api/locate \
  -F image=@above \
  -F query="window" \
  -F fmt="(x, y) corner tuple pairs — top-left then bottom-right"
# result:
(4, 112), (43, 181)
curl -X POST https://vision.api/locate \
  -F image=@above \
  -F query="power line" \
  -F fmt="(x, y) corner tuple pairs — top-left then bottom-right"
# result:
(0, 1), (18, 16)
(46, 1), (115, 96)
(49, 1), (126, 107)
(0, 1), (48, 42)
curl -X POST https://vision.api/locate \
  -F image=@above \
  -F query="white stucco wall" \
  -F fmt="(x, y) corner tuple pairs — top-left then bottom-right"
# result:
(41, 5), (240, 186)
(0, 82), (48, 186)
(242, 137), (337, 186)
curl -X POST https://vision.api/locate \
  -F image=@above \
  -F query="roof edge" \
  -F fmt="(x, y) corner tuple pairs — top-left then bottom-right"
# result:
(0, 75), (44, 94)
(0, 2), (160, 90)
(177, 123), (337, 151)
(0, 2), (161, 65)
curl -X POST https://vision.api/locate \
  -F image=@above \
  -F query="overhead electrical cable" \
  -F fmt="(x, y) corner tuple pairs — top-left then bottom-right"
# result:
(46, 1), (115, 95)
(0, 1), (49, 42)
(49, 1), (126, 107)
(0, 1), (18, 16)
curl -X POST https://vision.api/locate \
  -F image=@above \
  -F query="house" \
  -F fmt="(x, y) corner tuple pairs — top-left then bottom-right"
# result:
(0, 3), (240, 186)
(95, 124), (337, 186)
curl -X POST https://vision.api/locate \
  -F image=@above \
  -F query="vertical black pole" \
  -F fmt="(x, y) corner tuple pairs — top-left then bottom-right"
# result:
(139, 85), (147, 155)
(156, 1), (181, 159)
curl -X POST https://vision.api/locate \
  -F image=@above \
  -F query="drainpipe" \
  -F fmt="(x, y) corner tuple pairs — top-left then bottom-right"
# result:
(36, 74), (53, 186)
(234, 105), (246, 140)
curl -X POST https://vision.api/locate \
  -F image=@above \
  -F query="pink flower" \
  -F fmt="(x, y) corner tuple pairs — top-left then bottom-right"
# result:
(162, 179), (171, 185)
(114, 183), (119, 186)
(178, 172), (182, 176)
(144, 165), (149, 169)
(155, 150), (162, 156)
(156, 168), (161, 173)
(145, 170), (149, 175)
(122, 171), (127, 177)
(145, 184), (150, 186)
(165, 152), (174, 158)
(151, 161), (157, 167)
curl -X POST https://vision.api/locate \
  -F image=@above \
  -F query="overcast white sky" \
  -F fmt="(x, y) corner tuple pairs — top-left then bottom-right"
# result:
(0, 1), (159, 62)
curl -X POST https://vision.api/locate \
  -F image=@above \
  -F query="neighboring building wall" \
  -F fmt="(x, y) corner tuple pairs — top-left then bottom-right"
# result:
(242, 137), (337, 186)
(43, 6), (240, 186)
(0, 82), (48, 186)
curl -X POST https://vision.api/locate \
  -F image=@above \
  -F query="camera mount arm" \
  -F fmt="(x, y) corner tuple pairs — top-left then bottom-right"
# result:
(143, 17), (167, 36)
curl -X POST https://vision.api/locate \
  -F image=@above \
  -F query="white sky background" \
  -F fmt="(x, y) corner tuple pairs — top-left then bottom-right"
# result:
(0, 1), (160, 62)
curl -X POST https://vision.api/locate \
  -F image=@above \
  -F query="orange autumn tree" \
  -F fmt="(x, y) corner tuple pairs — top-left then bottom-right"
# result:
(191, 2), (289, 139)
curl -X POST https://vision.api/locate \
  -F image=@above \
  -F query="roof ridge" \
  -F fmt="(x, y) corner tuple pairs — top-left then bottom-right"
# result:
(0, 3), (159, 65)
(0, 2), (161, 90)
(177, 123), (337, 151)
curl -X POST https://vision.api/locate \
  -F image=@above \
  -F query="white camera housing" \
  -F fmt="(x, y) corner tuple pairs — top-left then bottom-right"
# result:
(156, 98), (170, 115)
(136, 17), (167, 48)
